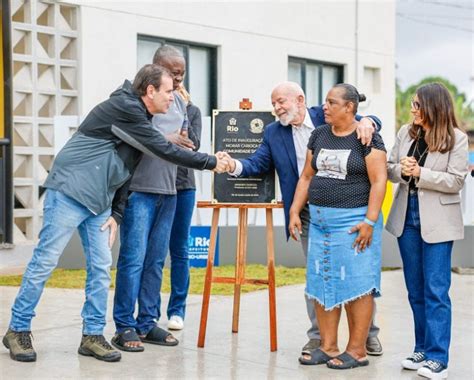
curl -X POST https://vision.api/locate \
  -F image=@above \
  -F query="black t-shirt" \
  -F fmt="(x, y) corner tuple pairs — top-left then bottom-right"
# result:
(402, 129), (429, 191)
(307, 124), (386, 208)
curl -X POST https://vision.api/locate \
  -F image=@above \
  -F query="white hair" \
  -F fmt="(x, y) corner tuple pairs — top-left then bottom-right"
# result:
(272, 81), (305, 100)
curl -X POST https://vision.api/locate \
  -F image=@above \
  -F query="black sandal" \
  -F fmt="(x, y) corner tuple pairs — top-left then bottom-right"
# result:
(326, 352), (369, 369)
(140, 326), (178, 346)
(299, 348), (333, 365)
(111, 328), (145, 352)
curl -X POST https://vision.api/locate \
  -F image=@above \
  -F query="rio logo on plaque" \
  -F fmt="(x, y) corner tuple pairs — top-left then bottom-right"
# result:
(212, 110), (276, 203)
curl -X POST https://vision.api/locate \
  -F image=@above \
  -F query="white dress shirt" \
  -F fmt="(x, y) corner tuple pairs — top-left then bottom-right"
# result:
(292, 111), (315, 176)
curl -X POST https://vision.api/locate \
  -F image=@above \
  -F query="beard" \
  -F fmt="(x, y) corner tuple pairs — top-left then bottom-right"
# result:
(278, 105), (298, 126)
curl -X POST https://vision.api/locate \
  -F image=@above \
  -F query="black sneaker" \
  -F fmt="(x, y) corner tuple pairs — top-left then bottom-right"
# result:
(401, 351), (426, 370)
(78, 335), (121, 362)
(417, 359), (448, 379)
(2, 328), (37, 362)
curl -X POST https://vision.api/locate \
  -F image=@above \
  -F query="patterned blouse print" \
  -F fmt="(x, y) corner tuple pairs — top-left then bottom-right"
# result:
(307, 124), (386, 208)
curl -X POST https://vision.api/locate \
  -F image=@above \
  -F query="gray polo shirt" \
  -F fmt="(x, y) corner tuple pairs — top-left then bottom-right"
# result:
(129, 92), (186, 194)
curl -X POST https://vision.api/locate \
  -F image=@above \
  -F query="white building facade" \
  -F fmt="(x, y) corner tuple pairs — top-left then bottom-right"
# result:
(9, 0), (396, 243)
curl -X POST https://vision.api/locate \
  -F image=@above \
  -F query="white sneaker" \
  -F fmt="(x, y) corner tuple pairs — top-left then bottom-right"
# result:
(167, 316), (184, 330)
(401, 352), (426, 370)
(417, 360), (448, 379)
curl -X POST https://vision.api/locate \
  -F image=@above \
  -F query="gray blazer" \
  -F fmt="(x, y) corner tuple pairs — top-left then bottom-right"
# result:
(386, 124), (469, 243)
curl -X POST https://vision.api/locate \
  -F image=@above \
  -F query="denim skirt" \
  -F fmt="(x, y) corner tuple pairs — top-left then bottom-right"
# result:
(306, 204), (382, 311)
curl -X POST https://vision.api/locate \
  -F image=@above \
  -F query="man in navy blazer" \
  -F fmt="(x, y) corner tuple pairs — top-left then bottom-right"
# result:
(224, 81), (383, 357)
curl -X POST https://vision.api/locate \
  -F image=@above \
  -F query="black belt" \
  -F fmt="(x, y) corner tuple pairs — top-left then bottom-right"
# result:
(409, 189), (418, 196)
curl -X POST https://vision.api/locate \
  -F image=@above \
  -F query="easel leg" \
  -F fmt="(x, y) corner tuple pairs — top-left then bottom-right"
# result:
(197, 208), (220, 348)
(266, 208), (278, 351)
(232, 208), (248, 333)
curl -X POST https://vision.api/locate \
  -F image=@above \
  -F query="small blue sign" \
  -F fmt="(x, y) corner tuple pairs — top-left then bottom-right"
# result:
(188, 226), (219, 268)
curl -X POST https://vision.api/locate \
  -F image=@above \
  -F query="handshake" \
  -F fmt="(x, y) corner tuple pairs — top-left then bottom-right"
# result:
(212, 151), (237, 174)
(166, 132), (236, 174)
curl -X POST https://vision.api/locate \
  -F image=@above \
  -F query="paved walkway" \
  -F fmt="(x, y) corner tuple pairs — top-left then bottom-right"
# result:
(1, 270), (473, 379)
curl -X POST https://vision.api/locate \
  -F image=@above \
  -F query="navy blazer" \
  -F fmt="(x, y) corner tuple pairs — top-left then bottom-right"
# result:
(239, 106), (382, 239)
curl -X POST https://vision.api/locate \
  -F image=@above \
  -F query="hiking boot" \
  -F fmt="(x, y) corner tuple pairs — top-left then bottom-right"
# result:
(2, 328), (37, 362)
(78, 335), (121, 362)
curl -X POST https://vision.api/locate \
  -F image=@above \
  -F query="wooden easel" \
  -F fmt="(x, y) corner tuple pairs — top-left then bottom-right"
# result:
(196, 201), (283, 352)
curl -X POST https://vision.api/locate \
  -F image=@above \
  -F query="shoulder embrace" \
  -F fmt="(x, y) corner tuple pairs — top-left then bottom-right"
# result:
(308, 105), (324, 113)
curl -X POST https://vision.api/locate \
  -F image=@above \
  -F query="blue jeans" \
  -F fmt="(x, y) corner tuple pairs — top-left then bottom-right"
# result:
(167, 189), (195, 319)
(113, 192), (177, 334)
(10, 189), (112, 335)
(398, 194), (453, 366)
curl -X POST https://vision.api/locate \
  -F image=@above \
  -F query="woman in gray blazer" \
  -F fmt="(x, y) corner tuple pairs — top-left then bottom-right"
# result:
(386, 83), (468, 380)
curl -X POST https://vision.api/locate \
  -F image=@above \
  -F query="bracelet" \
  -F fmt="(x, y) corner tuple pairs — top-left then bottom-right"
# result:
(364, 217), (376, 227)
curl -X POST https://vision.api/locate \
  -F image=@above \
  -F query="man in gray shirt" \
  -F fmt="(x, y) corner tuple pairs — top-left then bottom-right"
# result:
(112, 46), (191, 351)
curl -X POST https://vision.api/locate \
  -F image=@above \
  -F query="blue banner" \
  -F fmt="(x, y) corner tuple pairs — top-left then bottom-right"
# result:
(188, 226), (219, 268)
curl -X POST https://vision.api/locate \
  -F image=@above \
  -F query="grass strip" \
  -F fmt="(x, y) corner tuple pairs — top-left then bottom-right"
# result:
(0, 265), (306, 296)
(0, 266), (399, 296)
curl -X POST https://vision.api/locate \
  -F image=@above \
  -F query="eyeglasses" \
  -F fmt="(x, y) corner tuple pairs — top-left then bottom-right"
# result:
(411, 99), (421, 111)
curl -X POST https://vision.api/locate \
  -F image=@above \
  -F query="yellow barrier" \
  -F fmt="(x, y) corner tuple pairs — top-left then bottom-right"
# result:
(382, 181), (394, 224)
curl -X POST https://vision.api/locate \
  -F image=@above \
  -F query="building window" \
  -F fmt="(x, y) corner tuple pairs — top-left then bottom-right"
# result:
(363, 66), (381, 94)
(288, 57), (343, 106)
(137, 35), (217, 116)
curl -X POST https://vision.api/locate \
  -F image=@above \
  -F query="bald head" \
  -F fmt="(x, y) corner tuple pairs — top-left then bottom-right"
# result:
(152, 45), (186, 90)
(271, 81), (306, 126)
(271, 81), (305, 100)
(153, 45), (184, 64)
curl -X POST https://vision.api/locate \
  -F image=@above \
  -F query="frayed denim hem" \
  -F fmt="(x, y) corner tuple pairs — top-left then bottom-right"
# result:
(305, 287), (381, 312)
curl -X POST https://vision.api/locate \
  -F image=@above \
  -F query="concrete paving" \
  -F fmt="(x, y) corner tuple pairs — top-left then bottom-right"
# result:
(0, 270), (473, 379)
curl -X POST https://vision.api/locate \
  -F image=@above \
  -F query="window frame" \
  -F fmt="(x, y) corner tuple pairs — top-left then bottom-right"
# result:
(137, 34), (217, 116)
(288, 56), (344, 105)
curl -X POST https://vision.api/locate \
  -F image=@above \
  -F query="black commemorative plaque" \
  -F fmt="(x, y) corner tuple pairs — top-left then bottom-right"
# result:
(213, 110), (276, 203)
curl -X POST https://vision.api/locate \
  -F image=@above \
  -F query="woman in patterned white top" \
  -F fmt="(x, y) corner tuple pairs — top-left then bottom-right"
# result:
(289, 84), (387, 370)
